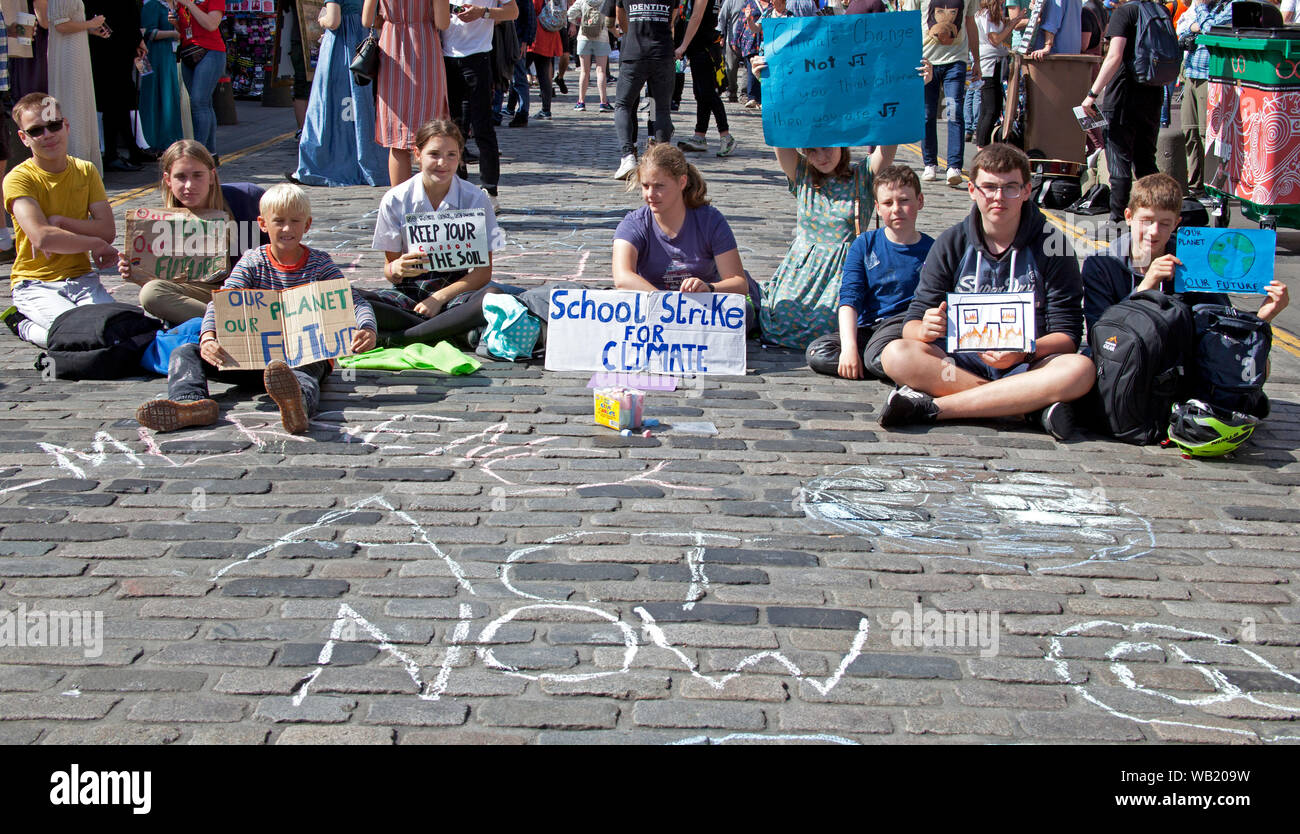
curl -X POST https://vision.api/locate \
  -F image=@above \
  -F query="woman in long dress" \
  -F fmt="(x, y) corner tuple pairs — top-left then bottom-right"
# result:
(139, 0), (185, 152)
(39, 0), (104, 173)
(363, 0), (450, 188)
(295, 0), (388, 185)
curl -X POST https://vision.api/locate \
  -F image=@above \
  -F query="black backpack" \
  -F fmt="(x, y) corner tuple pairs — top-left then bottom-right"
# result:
(1188, 303), (1271, 418)
(1086, 290), (1195, 444)
(1133, 1), (1182, 86)
(37, 303), (162, 380)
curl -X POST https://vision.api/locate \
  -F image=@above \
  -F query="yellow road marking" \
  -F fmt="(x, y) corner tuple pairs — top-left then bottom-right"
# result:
(1274, 325), (1300, 359)
(108, 131), (297, 207)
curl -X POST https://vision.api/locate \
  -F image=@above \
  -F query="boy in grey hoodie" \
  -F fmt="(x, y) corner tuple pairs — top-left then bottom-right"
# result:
(878, 144), (1095, 440)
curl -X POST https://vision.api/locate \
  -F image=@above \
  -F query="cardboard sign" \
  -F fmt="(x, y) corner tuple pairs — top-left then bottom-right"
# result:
(946, 291), (1036, 353)
(1, 1), (34, 59)
(761, 12), (924, 149)
(213, 277), (359, 369)
(403, 210), (490, 273)
(125, 207), (230, 285)
(545, 289), (748, 376)
(297, 0), (325, 79)
(1174, 227), (1276, 294)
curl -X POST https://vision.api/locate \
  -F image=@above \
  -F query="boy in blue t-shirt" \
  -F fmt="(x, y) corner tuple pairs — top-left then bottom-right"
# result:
(807, 164), (935, 381)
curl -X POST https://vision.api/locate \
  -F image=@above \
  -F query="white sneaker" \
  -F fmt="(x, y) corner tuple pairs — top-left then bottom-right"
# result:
(921, 165), (937, 182)
(946, 167), (964, 186)
(614, 154), (637, 180)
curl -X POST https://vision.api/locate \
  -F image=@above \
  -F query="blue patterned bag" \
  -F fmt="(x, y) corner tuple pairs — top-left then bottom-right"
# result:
(481, 294), (541, 361)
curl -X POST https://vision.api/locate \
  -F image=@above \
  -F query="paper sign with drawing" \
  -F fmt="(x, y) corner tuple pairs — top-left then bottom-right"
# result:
(213, 277), (359, 370)
(124, 207), (230, 285)
(946, 291), (1036, 353)
(1174, 227), (1275, 294)
(403, 210), (489, 273)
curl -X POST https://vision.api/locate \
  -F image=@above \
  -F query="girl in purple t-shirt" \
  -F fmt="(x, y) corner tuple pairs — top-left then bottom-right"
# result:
(612, 144), (758, 322)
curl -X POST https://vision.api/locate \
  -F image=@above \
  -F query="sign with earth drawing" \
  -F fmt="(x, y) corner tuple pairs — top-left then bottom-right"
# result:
(1174, 227), (1276, 294)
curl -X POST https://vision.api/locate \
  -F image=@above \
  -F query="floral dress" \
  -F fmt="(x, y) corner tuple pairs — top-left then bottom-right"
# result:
(759, 158), (874, 351)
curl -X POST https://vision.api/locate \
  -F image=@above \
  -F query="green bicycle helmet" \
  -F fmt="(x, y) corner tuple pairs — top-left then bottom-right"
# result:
(1167, 399), (1260, 458)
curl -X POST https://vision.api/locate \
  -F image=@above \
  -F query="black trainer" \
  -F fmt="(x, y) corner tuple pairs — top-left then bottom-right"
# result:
(1, 305), (27, 337)
(1038, 401), (1077, 441)
(879, 386), (939, 428)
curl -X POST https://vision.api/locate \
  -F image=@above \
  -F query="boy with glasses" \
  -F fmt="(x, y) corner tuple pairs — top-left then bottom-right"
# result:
(878, 144), (1095, 439)
(2, 93), (119, 348)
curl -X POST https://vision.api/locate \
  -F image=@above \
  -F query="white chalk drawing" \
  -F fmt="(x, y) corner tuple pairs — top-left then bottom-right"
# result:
(284, 523), (873, 707)
(212, 494), (473, 591)
(32, 414), (710, 496)
(671, 733), (860, 745)
(794, 459), (1156, 572)
(1045, 620), (1300, 743)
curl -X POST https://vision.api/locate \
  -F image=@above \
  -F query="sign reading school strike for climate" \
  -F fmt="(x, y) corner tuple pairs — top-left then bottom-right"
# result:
(761, 12), (924, 149)
(403, 210), (489, 273)
(544, 289), (748, 376)
(213, 278), (358, 370)
(124, 207), (230, 285)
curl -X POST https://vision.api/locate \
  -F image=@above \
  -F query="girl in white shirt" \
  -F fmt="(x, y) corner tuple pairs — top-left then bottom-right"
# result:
(368, 119), (512, 347)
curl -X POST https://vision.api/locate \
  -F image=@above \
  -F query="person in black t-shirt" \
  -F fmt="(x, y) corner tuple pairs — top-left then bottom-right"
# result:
(606, 0), (680, 180)
(1079, 0), (1167, 222)
(674, 0), (737, 156)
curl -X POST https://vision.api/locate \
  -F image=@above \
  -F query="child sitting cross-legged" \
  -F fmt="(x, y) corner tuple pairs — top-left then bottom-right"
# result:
(135, 183), (377, 435)
(806, 164), (935, 381)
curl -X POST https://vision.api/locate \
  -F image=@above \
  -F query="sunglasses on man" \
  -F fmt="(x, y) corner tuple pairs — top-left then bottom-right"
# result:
(21, 119), (65, 138)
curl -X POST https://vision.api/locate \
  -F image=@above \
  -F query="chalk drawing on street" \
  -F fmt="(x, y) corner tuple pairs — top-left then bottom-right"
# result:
(287, 527), (872, 705)
(212, 494), (474, 592)
(794, 459), (1156, 572)
(32, 414), (712, 496)
(1045, 620), (1300, 743)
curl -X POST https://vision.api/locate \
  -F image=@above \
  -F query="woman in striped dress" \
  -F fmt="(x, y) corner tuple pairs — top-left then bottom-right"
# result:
(364, 0), (451, 188)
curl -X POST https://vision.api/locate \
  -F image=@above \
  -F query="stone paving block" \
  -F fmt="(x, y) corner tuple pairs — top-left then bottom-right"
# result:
(150, 644), (276, 667)
(953, 682), (1067, 710)
(538, 672), (672, 700)
(399, 728), (534, 744)
(276, 726), (395, 744)
(638, 602), (759, 625)
(69, 669), (208, 692)
(777, 704), (894, 734)
(214, 670), (310, 696)
(41, 725), (183, 745)
(0, 666), (66, 691)
(276, 643), (380, 667)
(679, 676), (789, 702)
(632, 701), (765, 730)
(1148, 723), (1262, 744)
(139, 599), (272, 619)
(116, 578), (213, 597)
(767, 606), (866, 629)
(0, 645), (143, 666)
(129, 696), (248, 723)
(0, 724), (44, 744)
(1017, 711), (1146, 741)
(254, 696), (357, 723)
(363, 699), (471, 726)
(486, 647), (580, 670)
(904, 710), (1016, 736)
(845, 654), (962, 680)
(0, 558), (87, 577)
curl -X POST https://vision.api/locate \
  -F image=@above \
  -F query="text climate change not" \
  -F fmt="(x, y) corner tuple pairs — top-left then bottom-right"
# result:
(761, 11), (924, 149)
(545, 289), (748, 376)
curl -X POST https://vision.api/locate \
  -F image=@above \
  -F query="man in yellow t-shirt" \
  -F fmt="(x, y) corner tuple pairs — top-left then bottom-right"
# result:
(2, 93), (119, 348)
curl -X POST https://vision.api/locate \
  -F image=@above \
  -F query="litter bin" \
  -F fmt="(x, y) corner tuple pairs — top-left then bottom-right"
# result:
(1202, 29), (1300, 229)
(1023, 54), (1102, 166)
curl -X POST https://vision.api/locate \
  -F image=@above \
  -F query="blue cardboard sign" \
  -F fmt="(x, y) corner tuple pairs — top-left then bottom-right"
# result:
(1174, 227), (1276, 294)
(760, 12), (924, 149)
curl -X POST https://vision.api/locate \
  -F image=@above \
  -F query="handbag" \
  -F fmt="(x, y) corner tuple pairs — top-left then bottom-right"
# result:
(179, 42), (207, 70)
(480, 294), (542, 361)
(350, 28), (381, 86)
(538, 0), (566, 32)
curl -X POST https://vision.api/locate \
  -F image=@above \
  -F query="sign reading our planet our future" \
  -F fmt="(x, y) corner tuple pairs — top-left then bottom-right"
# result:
(760, 12), (924, 149)
(213, 277), (359, 370)
(1174, 227), (1276, 294)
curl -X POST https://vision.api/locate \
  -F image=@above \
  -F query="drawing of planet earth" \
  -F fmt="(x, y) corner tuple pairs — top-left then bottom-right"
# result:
(1207, 232), (1256, 279)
